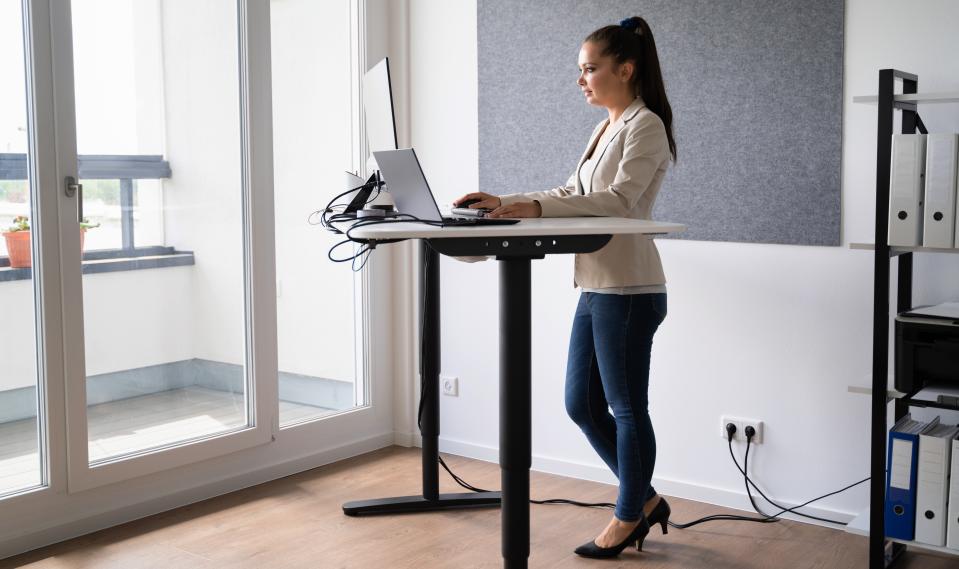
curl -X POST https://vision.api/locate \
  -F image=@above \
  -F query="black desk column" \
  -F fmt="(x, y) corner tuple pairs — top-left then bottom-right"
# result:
(499, 257), (532, 569)
(341, 241), (500, 515)
(421, 241), (441, 500)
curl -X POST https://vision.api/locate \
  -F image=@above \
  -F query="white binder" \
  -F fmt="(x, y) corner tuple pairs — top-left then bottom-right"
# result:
(889, 134), (926, 246)
(922, 133), (958, 248)
(947, 435), (959, 550)
(915, 423), (959, 546)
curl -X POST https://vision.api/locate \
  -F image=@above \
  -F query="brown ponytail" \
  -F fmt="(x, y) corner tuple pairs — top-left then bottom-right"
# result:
(585, 17), (676, 162)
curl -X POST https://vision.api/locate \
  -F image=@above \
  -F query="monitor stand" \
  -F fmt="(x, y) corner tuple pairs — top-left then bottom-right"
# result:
(344, 172), (383, 215)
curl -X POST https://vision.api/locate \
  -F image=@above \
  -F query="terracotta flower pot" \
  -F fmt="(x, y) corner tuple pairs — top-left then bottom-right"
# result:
(3, 231), (32, 268)
(2, 229), (88, 269)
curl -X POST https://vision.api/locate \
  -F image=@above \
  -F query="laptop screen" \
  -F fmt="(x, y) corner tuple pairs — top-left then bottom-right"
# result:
(372, 149), (444, 222)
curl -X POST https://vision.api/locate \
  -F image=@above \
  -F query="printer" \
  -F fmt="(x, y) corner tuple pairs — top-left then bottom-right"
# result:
(895, 303), (959, 393)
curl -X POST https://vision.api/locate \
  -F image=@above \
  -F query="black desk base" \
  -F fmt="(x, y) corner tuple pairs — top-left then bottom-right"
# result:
(343, 492), (501, 516)
(343, 234), (611, 569)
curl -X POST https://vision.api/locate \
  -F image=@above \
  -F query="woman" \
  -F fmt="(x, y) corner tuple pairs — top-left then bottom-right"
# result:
(453, 17), (676, 558)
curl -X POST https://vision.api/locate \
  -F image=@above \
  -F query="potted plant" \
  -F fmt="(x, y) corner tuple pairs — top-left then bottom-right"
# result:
(2, 215), (100, 269)
(79, 217), (100, 253)
(2, 215), (31, 268)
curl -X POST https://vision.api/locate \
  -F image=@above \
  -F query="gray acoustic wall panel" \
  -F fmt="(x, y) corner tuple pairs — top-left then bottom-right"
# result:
(478, 0), (843, 245)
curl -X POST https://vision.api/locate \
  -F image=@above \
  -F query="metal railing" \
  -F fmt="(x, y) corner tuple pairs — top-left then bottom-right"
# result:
(0, 153), (172, 254)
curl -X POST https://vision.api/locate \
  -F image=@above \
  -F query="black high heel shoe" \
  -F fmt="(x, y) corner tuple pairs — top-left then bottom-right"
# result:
(646, 496), (671, 535)
(573, 516), (651, 558)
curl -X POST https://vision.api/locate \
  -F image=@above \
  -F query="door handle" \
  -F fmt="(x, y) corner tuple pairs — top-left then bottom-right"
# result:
(65, 176), (83, 223)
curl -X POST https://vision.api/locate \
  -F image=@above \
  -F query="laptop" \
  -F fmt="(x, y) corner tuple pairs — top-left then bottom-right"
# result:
(372, 148), (519, 227)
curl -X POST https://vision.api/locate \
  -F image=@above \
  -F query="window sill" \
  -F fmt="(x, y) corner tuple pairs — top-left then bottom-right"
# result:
(0, 248), (195, 282)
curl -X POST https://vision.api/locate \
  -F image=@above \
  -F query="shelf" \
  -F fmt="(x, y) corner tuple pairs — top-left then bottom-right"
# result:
(848, 384), (959, 411)
(846, 509), (959, 557)
(853, 91), (959, 105)
(847, 384), (905, 402)
(849, 243), (959, 256)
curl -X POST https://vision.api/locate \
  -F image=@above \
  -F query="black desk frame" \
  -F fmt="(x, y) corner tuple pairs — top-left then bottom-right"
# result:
(344, 234), (611, 569)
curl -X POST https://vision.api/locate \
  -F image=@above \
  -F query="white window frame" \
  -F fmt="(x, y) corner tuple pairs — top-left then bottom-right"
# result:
(0, 0), (398, 558)
(53, 0), (276, 492)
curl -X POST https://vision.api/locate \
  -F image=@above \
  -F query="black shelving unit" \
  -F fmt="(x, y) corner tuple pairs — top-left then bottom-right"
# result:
(866, 69), (959, 568)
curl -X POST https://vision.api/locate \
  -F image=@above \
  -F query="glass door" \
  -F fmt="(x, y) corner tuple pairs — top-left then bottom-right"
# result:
(270, 0), (370, 428)
(55, 0), (277, 491)
(0, 0), (47, 499)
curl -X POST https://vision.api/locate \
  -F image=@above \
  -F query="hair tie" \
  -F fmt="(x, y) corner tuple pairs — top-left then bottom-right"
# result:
(619, 17), (643, 36)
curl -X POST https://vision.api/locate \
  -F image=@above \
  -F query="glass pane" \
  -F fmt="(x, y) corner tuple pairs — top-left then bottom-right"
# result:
(78, 179), (121, 251)
(272, 0), (362, 426)
(0, 0), (43, 496)
(71, 0), (248, 462)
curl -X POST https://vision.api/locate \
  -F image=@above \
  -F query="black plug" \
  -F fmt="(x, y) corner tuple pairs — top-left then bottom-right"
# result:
(725, 422), (737, 442)
(744, 425), (756, 441)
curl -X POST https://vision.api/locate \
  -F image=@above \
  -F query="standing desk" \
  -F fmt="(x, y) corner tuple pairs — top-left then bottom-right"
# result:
(341, 217), (685, 568)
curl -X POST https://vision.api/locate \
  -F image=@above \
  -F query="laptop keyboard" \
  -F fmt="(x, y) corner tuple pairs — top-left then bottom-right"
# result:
(441, 216), (520, 226)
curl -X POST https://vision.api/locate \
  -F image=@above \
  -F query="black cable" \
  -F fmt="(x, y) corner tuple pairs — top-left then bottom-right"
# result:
(433, 418), (868, 529)
(314, 180), (385, 231)
(734, 432), (861, 526)
(739, 435), (778, 519)
(670, 432), (865, 528)
(327, 239), (366, 263)
(316, 181), (443, 272)
(344, 214), (440, 245)
(639, 433), (779, 529)
(352, 245), (375, 272)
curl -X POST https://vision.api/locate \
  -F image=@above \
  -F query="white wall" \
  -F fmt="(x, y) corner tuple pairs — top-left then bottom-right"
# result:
(407, 0), (959, 522)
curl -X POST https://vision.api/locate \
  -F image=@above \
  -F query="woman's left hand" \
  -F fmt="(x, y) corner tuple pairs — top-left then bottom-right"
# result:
(487, 201), (542, 218)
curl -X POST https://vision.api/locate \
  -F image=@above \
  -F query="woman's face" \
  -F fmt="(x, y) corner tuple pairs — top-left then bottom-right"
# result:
(577, 41), (634, 108)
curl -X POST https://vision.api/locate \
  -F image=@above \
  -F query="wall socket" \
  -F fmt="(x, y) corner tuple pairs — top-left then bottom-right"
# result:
(720, 416), (764, 444)
(441, 375), (459, 397)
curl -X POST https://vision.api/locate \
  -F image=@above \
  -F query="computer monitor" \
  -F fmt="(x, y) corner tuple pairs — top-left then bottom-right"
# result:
(363, 58), (398, 167)
(342, 58), (397, 215)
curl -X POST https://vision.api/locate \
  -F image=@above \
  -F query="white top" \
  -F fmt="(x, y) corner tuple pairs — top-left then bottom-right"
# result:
(578, 156), (597, 194)
(576, 121), (615, 194)
(581, 284), (666, 295)
(343, 217), (686, 240)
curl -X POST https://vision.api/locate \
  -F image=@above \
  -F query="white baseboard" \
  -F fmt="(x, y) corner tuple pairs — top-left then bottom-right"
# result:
(1, 431), (394, 560)
(434, 436), (857, 529)
(393, 430), (416, 447)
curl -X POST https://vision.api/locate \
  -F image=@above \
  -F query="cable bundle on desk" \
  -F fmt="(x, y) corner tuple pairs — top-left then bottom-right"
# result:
(311, 179), (442, 271)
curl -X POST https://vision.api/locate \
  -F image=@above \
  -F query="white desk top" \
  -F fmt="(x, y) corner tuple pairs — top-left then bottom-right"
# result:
(344, 217), (686, 240)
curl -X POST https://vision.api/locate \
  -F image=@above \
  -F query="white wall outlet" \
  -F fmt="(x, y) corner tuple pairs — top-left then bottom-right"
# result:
(441, 375), (459, 397)
(720, 416), (764, 444)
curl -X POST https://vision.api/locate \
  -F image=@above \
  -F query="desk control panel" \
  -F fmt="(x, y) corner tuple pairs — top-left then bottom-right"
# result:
(427, 234), (612, 258)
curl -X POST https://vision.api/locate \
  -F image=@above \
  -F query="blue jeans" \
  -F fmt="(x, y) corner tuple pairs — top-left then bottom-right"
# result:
(564, 292), (667, 522)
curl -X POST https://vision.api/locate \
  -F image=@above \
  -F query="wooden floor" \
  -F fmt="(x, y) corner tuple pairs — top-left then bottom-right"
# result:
(2, 446), (956, 569)
(0, 387), (331, 495)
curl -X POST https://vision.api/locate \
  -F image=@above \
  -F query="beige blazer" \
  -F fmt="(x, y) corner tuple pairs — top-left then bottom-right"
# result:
(499, 97), (671, 288)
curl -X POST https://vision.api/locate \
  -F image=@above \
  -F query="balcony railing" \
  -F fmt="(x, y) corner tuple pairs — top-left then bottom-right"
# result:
(0, 153), (193, 281)
(1, 153), (172, 253)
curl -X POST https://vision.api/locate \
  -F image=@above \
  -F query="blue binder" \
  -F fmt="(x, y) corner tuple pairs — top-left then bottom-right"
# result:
(884, 415), (938, 540)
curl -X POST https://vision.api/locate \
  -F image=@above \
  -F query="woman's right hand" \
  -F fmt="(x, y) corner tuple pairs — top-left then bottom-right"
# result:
(453, 192), (501, 209)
